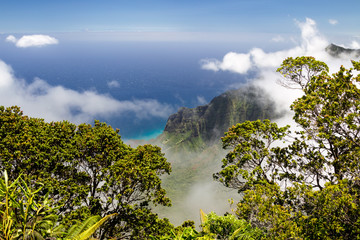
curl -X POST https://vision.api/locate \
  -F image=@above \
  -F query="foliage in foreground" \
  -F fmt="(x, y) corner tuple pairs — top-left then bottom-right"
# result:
(152, 210), (263, 240)
(0, 170), (117, 240)
(0, 106), (173, 239)
(215, 57), (360, 239)
(3, 55), (360, 239)
(200, 211), (264, 240)
(0, 171), (55, 240)
(0, 170), (261, 240)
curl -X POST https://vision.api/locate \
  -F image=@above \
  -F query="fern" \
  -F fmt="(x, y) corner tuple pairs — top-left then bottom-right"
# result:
(65, 213), (117, 240)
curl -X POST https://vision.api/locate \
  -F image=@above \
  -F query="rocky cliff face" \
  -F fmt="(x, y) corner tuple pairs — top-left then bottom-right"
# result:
(152, 44), (360, 225)
(157, 85), (280, 152)
(152, 85), (281, 224)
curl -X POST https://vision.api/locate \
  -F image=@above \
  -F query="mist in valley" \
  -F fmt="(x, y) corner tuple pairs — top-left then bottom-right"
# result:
(127, 17), (360, 228)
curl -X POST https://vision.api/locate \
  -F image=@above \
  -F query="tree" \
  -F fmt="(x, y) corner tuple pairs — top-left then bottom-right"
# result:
(0, 169), (119, 240)
(0, 107), (85, 213)
(200, 210), (264, 240)
(0, 106), (173, 239)
(151, 211), (263, 240)
(72, 121), (173, 239)
(215, 57), (360, 239)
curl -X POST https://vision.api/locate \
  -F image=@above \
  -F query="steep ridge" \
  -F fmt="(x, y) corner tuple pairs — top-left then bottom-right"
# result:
(151, 44), (358, 225)
(157, 85), (280, 152)
(150, 85), (282, 225)
(155, 43), (359, 153)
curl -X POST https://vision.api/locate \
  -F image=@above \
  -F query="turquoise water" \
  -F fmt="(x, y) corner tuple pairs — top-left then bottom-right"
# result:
(132, 129), (164, 141)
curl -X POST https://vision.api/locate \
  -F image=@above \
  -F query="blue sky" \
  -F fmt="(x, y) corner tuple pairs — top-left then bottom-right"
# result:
(1, 0), (359, 39)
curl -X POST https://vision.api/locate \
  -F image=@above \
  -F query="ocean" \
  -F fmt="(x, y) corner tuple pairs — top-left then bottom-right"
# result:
(0, 38), (250, 139)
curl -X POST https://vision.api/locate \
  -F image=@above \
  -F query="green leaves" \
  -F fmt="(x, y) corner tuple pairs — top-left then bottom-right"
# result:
(299, 180), (360, 239)
(0, 106), (173, 239)
(277, 56), (329, 90)
(64, 213), (117, 240)
(216, 57), (360, 239)
(0, 171), (58, 240)
(200, 211), (264, 240)
(215, 119), (290, 191)
(290, 60), (360, 181)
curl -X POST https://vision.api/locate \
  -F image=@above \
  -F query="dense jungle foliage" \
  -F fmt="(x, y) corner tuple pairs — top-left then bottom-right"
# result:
(215, 56), (360, 239)
(1, 56), (360, 239)
(0, 106), (172, 239)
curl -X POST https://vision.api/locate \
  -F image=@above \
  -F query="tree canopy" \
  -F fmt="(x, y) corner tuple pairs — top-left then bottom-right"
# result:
(2, 56), (360, 239)
(0, 106), (172, 239)
(215, 57), (360, 239)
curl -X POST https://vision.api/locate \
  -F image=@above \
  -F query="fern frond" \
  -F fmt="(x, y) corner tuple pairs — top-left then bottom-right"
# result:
(67, 213), (117, 240)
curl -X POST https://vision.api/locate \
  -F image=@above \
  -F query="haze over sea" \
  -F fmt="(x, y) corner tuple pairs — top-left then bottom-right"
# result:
(0, 26), (358, 142)
(0, 35), (276, 140)
(1, 0), (359, 141)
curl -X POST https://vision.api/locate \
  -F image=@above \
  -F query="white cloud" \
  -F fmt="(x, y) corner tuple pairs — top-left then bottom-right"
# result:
(297, 18), (329, 56)
(5, 35), (17, 44)
(201, 18), (356, 122)
(0, 61), (15, 88)
(339, 40), (360, 50)
(329, 19), (338, 25)
(350, 40), (360, 49)
(201, 18), (334, 73)
(201, 18), (330, 75)
(6, 34), (59, 48)
(201, 52), (252, 74)
(272, 35), (285, 43)
(107, 80), (120, 88)
(220, 52), (252, 74)
(201, 59), (221, 72)
(0, 60), (173, 124)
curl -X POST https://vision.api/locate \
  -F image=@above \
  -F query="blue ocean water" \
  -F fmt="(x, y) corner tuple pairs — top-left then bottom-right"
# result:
(0, 39), (249, 139)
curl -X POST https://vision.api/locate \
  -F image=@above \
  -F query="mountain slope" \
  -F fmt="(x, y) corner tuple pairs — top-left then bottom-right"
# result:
(157, 85), (280, 152)
(150, 85), (281, 225)
(152, 44), (358, 225)
(325, 43), (360, 58)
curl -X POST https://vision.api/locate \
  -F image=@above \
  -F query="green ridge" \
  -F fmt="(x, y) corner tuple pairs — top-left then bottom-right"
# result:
(157, 85), (280, 152)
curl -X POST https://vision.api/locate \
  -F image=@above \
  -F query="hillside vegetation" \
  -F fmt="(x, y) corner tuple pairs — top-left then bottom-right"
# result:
(157, 85), (279, 153)
(150, 85), (281, 225)
(1, 54), (360, 239)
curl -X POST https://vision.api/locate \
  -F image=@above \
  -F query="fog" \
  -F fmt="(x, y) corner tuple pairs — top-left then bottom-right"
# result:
(149, 18), (360, 227)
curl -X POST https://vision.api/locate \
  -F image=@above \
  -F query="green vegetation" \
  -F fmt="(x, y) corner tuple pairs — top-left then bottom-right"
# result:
(0, 170), (116, 240)
(153, 86), (279, 226)
(0, 168), (260, 240)
(158, 86), (279, 152)
(0, 170), (56, 239)
(151, 210), (263, 240)
(0, 106), (172, 239)
(200, 210), (264, 240)
(1, 56), (360, 239)
(215, 56), (360, 239)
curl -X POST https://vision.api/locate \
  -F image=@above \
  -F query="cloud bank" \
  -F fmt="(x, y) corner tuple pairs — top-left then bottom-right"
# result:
(201, 18), (332, 75)
(201, 18), (358, 120)
(6, 34), (59, 48)
(0, 60), (173, 124)
(350, 41), (360, 49)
